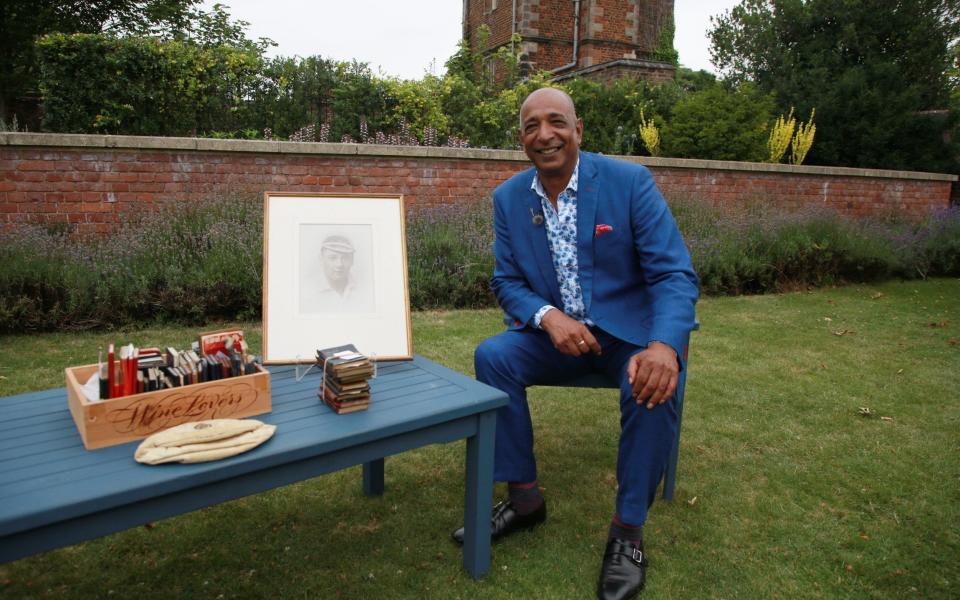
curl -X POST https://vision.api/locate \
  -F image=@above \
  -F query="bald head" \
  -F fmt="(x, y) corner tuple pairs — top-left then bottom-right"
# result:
(519, 87), (577, 127)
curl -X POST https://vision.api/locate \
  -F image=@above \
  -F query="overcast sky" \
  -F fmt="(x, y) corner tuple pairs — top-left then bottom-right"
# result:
(203, 0), (740, 79)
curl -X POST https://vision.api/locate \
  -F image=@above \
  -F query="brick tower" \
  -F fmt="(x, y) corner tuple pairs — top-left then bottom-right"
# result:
(461, 0), (676, 83)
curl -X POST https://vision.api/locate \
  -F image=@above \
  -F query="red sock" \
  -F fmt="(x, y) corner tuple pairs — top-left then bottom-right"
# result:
(608, 513), (643, 546)
(507, 481), (544, 514)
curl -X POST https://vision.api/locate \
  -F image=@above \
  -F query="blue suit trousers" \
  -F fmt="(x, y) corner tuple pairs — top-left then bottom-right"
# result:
(474, 325), (679, 526)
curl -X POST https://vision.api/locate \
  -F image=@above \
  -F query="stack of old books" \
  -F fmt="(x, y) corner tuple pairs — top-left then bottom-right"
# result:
(316, 344), (375, 414)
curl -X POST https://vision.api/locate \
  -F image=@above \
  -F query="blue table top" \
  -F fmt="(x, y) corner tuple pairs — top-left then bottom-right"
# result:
(0, 355), (506, 539)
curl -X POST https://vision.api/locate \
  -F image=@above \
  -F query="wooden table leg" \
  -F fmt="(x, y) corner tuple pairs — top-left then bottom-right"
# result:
(462, 411), (496, 579)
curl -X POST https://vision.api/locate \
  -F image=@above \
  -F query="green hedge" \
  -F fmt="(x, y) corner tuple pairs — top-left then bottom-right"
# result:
(662, 84), (775, 162)
(37, 33), (261, 135)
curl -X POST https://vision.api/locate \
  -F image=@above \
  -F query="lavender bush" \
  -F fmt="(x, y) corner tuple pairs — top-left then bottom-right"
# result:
(405, 199), (495, 309)
(906, 206), (960, 277)
(674, 201), (887, 294)
(0, 193), (263, 332)
(1, 194), (958, 333)
(672, 199), (960, 295)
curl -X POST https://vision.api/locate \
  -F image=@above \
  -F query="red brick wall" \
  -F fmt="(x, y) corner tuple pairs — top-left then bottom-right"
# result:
(465, 0), (675, 81)
(1, 134), (955, 235)
(467, 0), (516, 52)
(644, 164), (952, 218)
(580, 0), (673, 65)
(520, 0), (579, 73)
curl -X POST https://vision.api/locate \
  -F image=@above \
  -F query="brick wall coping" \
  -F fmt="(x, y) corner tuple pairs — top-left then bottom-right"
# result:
(3, 132), (956, 183)
(552, 58), (677, 82)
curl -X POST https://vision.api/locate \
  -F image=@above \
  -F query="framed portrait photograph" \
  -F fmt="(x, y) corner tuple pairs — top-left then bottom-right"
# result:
(263, 193), (412, 363)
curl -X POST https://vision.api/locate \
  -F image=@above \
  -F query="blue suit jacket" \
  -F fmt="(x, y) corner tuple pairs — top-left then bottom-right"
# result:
(490, 151), (699, 358)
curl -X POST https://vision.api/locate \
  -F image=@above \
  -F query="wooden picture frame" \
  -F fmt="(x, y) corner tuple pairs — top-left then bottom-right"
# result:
(263, 193), (412, 362)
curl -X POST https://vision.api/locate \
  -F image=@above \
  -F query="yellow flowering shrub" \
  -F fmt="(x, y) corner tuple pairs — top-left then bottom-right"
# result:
(638, 108), (661, 157)
(791, 109), (816, 165)
(767, 108), (795, 163)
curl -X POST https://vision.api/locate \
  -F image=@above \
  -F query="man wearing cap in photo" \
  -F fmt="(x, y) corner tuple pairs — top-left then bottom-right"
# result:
(317, 235), (358, 301)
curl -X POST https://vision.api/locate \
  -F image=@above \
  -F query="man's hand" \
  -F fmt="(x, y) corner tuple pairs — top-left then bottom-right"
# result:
(540, 309), (601, 356)
(627, 342), (678, 409)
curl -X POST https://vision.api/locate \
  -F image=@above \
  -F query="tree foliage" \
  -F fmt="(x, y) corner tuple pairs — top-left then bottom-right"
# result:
(252, 55), (338, 139)
(36, 33), (262, 136)
(709, 0), (960, 171)
(330, 61), (393, 142)
(0, 0), (203, 127)
(18, 1), (960, 173)
(662, 83), (775, 162)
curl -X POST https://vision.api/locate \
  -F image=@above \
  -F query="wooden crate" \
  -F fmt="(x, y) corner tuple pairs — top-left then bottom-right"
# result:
(65, 363), (272, 450)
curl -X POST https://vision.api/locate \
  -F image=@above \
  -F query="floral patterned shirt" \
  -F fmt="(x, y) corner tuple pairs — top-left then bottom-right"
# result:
(530, 160), (593, 328)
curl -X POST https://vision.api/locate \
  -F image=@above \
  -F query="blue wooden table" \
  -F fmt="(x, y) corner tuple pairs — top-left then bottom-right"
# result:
(0, 356), (508, 578)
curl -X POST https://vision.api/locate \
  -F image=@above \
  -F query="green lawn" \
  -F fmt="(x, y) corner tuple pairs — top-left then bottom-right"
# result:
(1, 279), (958, 599)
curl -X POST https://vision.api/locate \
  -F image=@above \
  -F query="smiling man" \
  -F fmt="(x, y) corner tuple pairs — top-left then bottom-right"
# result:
(451, 87), (699, 599)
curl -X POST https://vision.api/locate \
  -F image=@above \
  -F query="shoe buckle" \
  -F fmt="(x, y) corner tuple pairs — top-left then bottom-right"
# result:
(631, 547), (644, 565)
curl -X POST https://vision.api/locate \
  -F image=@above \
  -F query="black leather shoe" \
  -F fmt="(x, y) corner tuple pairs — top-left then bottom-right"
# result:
(451, 500), (546, 545)
(596, 538), (648, 600)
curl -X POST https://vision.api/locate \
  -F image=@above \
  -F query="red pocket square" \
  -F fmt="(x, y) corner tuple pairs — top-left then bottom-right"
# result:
(595, 224), (613, 237)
